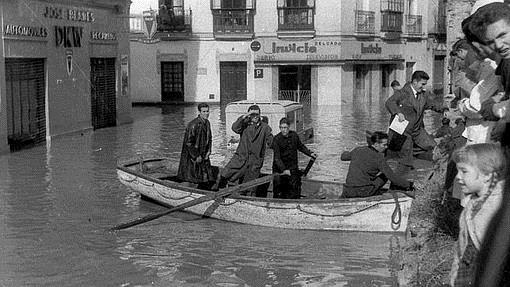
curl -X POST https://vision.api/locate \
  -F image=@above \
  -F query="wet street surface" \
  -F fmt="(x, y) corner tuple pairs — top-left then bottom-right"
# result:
(0, 102), (440, 286)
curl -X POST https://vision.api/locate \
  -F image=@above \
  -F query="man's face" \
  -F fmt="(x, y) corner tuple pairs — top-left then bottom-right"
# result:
(483, 19), (510, 59)
(456, 48), (468, 60)
(392, 85), (401, 91)
(279, 123), (290, 136)
(249, 109), (260, 124)
(373, 139), (388, 153)
(199, 107), (209, 120)
(411, 79), (428, 93)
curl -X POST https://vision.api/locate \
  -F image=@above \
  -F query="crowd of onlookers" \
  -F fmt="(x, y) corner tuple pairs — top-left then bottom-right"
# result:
(441, 0), (510, 285)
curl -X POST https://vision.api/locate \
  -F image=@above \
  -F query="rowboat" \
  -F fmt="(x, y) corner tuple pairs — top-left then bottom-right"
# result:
(117, 157), (414, 233)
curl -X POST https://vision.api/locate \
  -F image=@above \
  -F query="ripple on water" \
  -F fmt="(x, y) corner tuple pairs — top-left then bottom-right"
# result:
(0, 104), (440, 286)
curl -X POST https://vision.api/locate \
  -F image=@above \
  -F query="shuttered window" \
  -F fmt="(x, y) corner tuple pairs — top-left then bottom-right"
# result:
(90, 58), (116, 130)
(5, 58), (46, 149)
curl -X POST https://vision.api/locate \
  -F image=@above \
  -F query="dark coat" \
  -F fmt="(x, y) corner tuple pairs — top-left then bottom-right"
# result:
(385, 83), (443, 149)
(272, 131), (312, 173)
(222, 116), (273, 182)
(177, 116), (213, 183)
(341, 146), (410, 189)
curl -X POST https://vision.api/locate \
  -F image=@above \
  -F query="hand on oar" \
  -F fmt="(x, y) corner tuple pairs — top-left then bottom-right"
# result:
(301, 156), (316, 177)
(111, 173), (278, 231)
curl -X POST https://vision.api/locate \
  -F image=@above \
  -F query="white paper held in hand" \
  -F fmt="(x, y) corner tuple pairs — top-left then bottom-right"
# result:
(389, 117), (409, 135)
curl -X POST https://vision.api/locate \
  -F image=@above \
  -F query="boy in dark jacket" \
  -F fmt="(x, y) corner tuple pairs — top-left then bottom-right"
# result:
(272, 117), (317, 199)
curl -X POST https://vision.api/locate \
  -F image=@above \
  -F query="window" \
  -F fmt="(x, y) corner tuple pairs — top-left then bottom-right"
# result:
(211, 0), (254, 10)
(211, 0), (255, 35)
(158, 0), (192, 32)
(277, 0), (315, 31)
(380, 0), (403, 32)
(380, 0), (404, 12)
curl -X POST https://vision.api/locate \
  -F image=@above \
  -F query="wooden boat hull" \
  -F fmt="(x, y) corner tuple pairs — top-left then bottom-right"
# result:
(117, 158), (413, 233)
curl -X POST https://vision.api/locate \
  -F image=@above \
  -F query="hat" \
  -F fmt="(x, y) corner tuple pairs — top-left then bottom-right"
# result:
(471, 0), (504, 15)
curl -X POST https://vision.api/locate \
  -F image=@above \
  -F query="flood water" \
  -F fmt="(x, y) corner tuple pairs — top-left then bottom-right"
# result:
(0, 102), (440, 286)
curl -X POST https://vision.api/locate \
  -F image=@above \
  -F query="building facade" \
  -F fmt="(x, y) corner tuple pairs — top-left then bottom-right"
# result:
(130, 0), (446, 106)
(0, 0), (132, 153)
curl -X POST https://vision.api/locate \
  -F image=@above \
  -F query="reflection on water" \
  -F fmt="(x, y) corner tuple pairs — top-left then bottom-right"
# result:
(0, 102), (440, 286)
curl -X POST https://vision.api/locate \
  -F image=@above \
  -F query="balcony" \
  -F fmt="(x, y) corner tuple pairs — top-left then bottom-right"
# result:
(156, 7), (192, 38)
(213, 10), (254, 39)
(277, 7), (315, 38)
(355, 10), (375, 35)
(405, 14), (422, 37)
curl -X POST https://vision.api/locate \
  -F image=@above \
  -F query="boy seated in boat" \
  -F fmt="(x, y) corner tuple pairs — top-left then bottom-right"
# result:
(272, 117), (317, 199)
(341, 131), (414, 198)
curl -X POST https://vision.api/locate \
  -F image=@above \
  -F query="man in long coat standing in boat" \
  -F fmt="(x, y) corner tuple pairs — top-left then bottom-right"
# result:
(213, 104), (273, 196)
(177, 103), (215, 189)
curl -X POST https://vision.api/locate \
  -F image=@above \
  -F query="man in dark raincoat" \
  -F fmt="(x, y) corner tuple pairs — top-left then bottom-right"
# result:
(213, 105), (273, 196)
(385, 71), (447, 167)
(177, 103), (215, 189)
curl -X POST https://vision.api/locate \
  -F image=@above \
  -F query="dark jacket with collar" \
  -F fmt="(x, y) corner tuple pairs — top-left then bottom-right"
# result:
(386, 83), (444, 137)
(341, 146), (410, 188)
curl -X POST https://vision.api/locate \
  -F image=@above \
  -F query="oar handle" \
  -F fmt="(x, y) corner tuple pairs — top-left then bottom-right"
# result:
(302, 156), (316, 177)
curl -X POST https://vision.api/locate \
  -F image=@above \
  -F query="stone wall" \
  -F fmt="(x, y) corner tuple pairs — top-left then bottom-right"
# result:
(446, 0), (476, 60)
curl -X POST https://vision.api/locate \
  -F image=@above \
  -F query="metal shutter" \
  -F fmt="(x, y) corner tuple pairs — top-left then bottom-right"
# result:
(91, 58), (116, 130)
(5, 58), (46, 150)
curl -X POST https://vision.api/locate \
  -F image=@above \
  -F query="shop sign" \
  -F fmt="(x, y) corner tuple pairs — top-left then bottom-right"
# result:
(254, 69), (263, 78)
(361, 43), (382, 54)
(43, 6), (95, 22)
(253, 39), (341, 62)
(91, 31), (116, 41)
(344, 41), (403, 60)
(4, 24), (48, 38)
(121, 55), (129, 97)
(66, 49), (73, 76)
(55, 26), (83, 48)
(142, 10), (157, 39)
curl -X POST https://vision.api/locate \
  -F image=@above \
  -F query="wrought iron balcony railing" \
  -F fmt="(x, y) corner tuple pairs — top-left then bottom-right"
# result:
(213, 10), (254, 35)
(355, 10), (375, 34)
(406, 14), (422, 36)
(157, 7), (192, 34)
(277, 7), (314, 31)
(380, 0), (404, 12)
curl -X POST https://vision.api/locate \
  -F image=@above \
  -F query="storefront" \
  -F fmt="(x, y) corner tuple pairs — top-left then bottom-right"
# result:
(251, 37), (343, 106)
(0, 0), (131, 153)
(339, 40), (405, 105)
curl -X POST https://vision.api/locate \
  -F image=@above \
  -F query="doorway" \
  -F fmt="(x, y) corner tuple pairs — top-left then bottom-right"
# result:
(433, 55), (445, 96)
(161, 61), (184, 102)
(354, 64), (371, 100)
(220, 62), (247, 105)
(406, 62), (415, 83)
(278, 65), (311, 105)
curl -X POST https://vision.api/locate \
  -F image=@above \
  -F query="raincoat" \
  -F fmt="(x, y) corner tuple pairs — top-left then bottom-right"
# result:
(177, 116), (214, 183)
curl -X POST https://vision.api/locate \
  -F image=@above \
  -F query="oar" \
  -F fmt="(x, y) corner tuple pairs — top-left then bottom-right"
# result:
(302, 156), (316, 177)
(111, 173), (277, 231)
